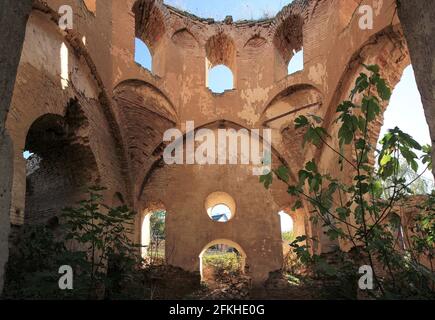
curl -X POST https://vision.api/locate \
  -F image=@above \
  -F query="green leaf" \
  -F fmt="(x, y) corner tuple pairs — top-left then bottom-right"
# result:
(362, 95), (381, 122)
(276, 166), (289, 183)
(259, 172), (273, 189)
(376, 78), (391, 101)
(306, 160), (317, 173)
(295, 115), (309, 129)
(292, 200), (303, 211)
(365, 64), (380, 73)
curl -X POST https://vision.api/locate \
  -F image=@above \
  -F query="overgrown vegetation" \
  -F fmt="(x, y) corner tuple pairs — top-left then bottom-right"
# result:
(147, 210), (166, 266)
(282, 231), (295, 243)
(261, 64), (435, 299)
(203, 249), (242, 281)
(3, 187), (145, 300)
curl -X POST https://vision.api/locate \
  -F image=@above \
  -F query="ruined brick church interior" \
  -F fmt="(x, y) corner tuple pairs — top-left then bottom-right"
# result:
(0, 0), (434, 300)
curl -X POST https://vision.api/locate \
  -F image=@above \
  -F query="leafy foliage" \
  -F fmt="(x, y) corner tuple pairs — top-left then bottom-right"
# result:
(146, 210), (166, 266)
(203, 251), (242, 278)
(261, 64), (435, 299)
(3, 187), (145, 300)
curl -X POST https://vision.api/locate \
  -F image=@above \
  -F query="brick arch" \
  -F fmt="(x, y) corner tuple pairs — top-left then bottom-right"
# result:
(205, 32), (237, 84)
(113, 80), (178, 197)
(260, 84), (323, 173)
(136, 118), (297, 200)
(171, 28), (199, 50)
(319, 24), (410, 165)
(199, 239), (247, 281)
(273, 13), (304, 65)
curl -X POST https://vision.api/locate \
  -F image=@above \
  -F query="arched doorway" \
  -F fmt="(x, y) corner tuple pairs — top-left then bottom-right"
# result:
(141, 204), (167, 264)
(199, 239), (247, 283)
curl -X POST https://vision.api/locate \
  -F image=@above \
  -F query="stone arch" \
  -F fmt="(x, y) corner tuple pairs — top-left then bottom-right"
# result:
(205, 32), (236, 69)
(113, 79), (178, 123)
(139, 123), (287, 283)
(133, 0), (168, 76)
(314, 25), (411, 253)
(199, 239), (247, 281)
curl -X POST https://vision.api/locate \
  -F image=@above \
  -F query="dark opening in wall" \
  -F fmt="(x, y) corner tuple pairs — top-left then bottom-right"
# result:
(23, 100), (99, 226)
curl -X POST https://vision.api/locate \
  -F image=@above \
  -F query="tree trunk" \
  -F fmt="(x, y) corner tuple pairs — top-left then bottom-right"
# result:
(396, 0), (435, 176)
(0, 0), (33, 294)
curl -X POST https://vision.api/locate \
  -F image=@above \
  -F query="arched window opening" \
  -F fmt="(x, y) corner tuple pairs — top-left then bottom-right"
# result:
(273, 14), (303, 77)
(279, 210), (294, 244)
(205, 192), (236, 223)
(207, 65), (234, 93)
(287, 49), (304, 75)
(377, 65), (434, 196)
(199, 240), (247, 284)
(133, 1), (166, 75)
(205, 33), (236, 94)
(135, 38), (152, 72)
(141, 208), (166, 264)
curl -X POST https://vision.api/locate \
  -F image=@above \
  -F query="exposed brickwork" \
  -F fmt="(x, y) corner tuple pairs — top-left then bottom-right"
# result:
(1, 0), (433, 288)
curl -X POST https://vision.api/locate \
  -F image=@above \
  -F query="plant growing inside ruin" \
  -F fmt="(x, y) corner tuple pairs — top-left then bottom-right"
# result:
(3, 187), (146, 300)
(261, 64), (434, 299)
(62, 186), (144, 299)
(147, 210), (166, 266)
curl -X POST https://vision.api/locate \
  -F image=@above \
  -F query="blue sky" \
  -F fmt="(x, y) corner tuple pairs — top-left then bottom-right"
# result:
(164, 0), (293, 21)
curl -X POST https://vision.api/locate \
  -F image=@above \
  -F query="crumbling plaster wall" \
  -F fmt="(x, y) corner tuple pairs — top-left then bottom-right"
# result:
(4, 0), (432, 287)
(6, 8), (127, 226)
(140, 141), (296, 284)
(110, 0), (414, 262)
